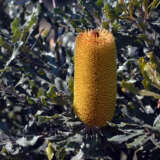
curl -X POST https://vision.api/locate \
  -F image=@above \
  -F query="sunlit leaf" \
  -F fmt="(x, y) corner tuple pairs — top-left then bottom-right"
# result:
(138, 57), (151, 89)
(121, 80), (140, 95)
(11, 17), (21, 43)
(149, 0), (159, 10)
(37, 114), (59, 124)
(16, 136), (41, 147)
(11, 17), (20, 34)
(46, 141), (54, 160)
(47, 85), (57, 99)
(144, 62), (160, 90)
(21, 8), (39, 42)
(139, 90), (160, 99)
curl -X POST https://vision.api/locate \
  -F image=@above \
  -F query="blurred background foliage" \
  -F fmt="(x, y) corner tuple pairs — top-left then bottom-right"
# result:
(0, 0), (160, 159)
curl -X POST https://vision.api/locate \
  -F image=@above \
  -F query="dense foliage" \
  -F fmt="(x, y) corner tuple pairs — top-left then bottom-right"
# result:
(0, 0), (160, 159)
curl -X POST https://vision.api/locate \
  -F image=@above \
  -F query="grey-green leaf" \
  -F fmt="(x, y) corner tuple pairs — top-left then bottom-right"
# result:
(126, 134), (147, 149)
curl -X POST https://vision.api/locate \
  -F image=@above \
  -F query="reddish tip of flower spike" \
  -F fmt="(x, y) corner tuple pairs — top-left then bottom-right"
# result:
(90, 30), (99, 37)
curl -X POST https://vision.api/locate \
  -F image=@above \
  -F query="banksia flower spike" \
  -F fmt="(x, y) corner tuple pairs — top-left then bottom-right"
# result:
(74, 29), (117, 127)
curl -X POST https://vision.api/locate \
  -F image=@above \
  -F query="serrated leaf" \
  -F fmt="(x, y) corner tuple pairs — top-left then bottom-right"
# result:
(46, 141), (54, 160)
(11, 17), (20, 34)
(21, 9), (39, 42)
(108, 130), (144, 144)
(27, 15), (37, 29)
(138, 57), (151, 89)
(121, 80), (140, 95)
(16, 136), (41, 147)
(126, 134), (147, 149)
(21, 27), (30, 43)
(12, 30), (21, 43)
(139, 90), (160, 99)
(11, 17), (21, 43)
(37, 114), (59, 124)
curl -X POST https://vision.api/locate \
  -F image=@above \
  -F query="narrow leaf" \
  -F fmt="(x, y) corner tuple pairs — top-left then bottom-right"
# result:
(108, 131), (143, 144)
(16, 136), (41, 147)
(46, 141), (54, 160)
(139, 90), (160, 99)
(11, 17), (20, 34)
(153, 114), (160, 127)
(126, 134), (147, 149)
(37, 114), (59, 124)
(121, 80), (140, 95)
(143, 0), (149, 19)
(11, 17), (21, 42)
(149, 0), (158, 10)
(68, 77), (73, 96)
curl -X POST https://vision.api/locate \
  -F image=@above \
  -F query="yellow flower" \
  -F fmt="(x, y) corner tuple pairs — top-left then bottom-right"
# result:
(74, 29), (117, 127)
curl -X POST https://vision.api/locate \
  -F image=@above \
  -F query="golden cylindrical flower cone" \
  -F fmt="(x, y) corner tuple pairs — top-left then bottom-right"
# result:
(74, 29), (117, 127)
